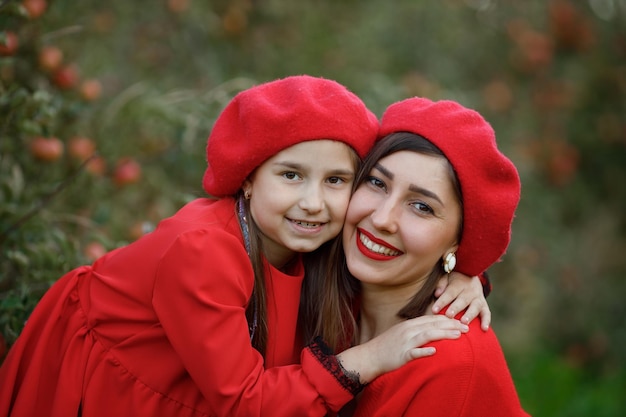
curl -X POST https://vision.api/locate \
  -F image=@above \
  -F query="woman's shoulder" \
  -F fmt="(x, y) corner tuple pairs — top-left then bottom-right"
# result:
(377, 316), (505, 383)
(429, 315), (505, 368)
(357, 321), (525, 417)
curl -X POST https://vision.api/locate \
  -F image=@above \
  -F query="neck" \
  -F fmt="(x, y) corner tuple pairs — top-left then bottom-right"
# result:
(357, 282), (422, 344)
(358, 302), (401, 344)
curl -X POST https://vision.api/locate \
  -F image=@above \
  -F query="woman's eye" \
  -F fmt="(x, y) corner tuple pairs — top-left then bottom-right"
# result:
(367, 176), (385, 190)
(412, 202), (434, 214)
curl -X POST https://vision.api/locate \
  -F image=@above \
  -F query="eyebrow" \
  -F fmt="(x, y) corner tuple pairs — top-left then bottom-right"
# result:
(374, 163), (444, 205)
(374, 163), (394, 180)
(274, 161), (355, 176)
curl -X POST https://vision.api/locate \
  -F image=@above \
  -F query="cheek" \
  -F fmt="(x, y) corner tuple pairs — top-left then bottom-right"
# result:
(249, 187), (282, 225)
(343, 205), (360, 231)
(404, 224), (455, 261)
(328, 189), (353, 220)
(344, 188), (372, 224)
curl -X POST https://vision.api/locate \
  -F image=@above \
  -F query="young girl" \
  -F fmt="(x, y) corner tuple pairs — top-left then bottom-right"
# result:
(0, 77), (483, 417)
(317, 97), (530, 416)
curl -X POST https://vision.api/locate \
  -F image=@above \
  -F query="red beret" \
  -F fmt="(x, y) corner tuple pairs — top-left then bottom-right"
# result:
(379, 97), (521, 276)
(203, 75), (379, 196)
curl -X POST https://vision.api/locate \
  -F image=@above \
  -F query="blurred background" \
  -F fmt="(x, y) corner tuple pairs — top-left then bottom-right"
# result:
(1, 0), (625, 415)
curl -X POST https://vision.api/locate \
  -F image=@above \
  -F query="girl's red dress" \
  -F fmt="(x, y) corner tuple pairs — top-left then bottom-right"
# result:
(0, 198), (352, 416)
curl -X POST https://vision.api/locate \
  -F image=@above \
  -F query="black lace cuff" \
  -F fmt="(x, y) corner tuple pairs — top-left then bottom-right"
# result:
(308, 336), (366, 396)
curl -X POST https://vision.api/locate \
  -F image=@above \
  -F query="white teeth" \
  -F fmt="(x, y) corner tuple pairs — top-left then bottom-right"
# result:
(359, 233), (400, 256)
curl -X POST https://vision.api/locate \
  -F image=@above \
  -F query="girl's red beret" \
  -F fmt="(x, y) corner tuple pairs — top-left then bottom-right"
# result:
(203, 75), (379, 197)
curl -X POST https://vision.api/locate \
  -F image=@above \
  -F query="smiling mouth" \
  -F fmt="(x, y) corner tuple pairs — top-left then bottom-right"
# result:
(358, 231), (401, 257)
(289, 219), (326, 228)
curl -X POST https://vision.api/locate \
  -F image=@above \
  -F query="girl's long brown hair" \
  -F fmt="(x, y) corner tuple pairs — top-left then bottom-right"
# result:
(238, 192), (270, 355)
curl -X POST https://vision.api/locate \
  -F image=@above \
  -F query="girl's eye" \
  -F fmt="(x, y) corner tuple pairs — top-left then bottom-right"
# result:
(282, 171), (301, 180)
(327, 176), (347, 185)
(412, 201), (434, 215)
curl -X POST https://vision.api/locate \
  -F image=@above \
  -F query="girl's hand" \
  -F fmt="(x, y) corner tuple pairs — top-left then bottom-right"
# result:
(336, 316), (469, 384)
(432, 272), (491, 331)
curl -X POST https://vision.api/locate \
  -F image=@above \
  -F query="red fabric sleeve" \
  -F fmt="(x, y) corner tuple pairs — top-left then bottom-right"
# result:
(152, 229), (352, 416)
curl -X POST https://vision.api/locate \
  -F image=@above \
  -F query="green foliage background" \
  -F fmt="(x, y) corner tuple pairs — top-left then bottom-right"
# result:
(1, 0), (625, 415)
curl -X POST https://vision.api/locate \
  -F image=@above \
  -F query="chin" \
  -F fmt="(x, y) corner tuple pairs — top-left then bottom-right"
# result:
(288, 242), (323, 254)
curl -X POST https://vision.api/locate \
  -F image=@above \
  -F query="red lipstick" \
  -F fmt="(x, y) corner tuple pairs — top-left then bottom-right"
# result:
(356, 228), (402, 261)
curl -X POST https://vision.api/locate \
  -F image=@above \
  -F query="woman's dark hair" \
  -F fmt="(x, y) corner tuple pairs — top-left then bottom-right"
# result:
(305, 132), (463, 351)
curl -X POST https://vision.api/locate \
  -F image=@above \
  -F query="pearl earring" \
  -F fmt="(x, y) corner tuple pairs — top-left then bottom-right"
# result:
(443, 252), (457, 274)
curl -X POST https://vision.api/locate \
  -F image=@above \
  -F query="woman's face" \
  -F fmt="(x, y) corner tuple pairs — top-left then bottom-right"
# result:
(244, 140), (358, 268)
(343, 150), (461, 291)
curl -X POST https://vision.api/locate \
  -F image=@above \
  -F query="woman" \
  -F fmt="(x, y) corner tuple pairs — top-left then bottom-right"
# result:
(314, 97), (530, 416)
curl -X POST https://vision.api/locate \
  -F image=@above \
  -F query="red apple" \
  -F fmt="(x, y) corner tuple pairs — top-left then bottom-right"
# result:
(83, 241), (106, 262)
(38, 45), (63, 72)
(517, 30), (554, 71)
(0, 31), (19, 56)
(80, 79), (102, 101)
(68, 136), (96, 161)
(85, 155), (106, 176)
(113, 157), (141, 186)
(22, 0), (47, 19)
(52, 64), (79, 90)
(549, 0), (595, 51)
(29, 136), (64, 162)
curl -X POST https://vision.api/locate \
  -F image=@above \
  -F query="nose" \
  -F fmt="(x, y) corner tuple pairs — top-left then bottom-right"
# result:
(370, 197), (399, 233)
(298, 184), (325, 213)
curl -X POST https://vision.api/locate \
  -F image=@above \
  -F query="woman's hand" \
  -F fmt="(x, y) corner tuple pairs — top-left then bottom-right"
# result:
(336, 315), (468, 384)
(432, 272), (491, 331)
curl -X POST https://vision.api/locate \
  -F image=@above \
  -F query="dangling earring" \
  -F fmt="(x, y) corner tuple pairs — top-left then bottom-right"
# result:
(443, 252), (457, 274)
(244, 190), (251, 200)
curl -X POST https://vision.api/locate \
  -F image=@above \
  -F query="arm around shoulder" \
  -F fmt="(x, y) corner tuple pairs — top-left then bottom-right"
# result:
(353, 326), (530, 417)
(404, 327), (530, 417)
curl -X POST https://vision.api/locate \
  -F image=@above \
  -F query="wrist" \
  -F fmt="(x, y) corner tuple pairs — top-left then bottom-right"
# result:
(336, 343), (377, 385)
(309, 337), (368, 395)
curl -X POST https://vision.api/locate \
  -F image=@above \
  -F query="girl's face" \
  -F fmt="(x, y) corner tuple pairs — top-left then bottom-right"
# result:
(343, 150), (461, 293)
(244, 140), (358, 268)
